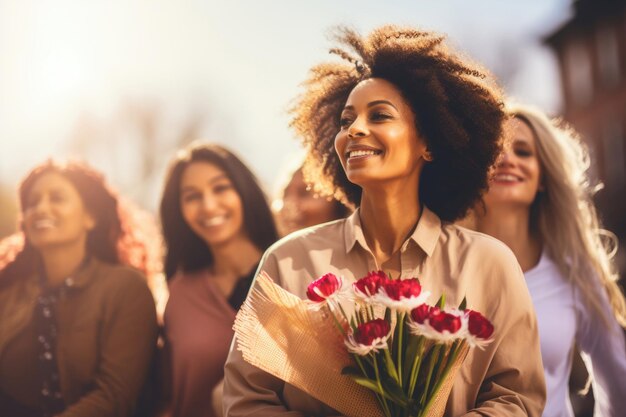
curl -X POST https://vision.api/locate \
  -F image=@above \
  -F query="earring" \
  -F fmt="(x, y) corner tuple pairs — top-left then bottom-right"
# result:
(423, 151), (433, 162)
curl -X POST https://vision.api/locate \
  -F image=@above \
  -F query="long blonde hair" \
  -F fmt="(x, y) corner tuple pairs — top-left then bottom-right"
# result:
(508, 103), (626, 328)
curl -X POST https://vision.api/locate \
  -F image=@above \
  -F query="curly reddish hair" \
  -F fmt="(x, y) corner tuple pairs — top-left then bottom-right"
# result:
(290, 25), (505, 221)
(0, 160), (161, 287)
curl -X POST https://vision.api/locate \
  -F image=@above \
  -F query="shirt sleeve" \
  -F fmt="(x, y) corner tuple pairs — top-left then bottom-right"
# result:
(222, 250), (307, 417)
(463, 248), (547, 416)
(58, 271), (158, 417)
(575, 280), (626, 417)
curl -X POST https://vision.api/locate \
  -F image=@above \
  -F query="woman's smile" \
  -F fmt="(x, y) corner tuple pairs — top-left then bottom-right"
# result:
(345, 146), (383, 163)
(335, 78), (428, 187)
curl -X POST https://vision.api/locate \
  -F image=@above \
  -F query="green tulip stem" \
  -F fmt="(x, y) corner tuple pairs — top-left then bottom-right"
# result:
(372, 354), (392, 417)
(421, 341), (464, 416)
(396, 312), (405, 385)
(328, 306), (348, 339)
(408, 337), (425, 398)
(420, 344), (441, 408)
(337, 302), (350, 324)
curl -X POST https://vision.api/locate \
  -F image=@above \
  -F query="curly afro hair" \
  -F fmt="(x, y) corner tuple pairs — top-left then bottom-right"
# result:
(290, 25), (505, 222)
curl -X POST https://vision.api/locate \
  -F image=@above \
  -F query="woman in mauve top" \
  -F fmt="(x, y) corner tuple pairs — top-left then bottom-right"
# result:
(468, 103), (626, 417)
(223, 25), (546, 416)
(159, 142), (278, 417)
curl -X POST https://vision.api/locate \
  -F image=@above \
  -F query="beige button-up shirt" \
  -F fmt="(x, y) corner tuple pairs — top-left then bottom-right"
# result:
(223, 207), (546, 416)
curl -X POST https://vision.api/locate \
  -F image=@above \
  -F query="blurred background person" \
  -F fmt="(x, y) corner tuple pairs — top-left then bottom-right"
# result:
(272, 156), (351, 237)
(465, 103), (626, 417)
(159, 142), (278, 417)
(0, 160), (159, 417)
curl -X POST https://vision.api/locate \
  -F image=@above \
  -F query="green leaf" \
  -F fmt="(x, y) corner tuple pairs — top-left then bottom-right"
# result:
(391, 312), (402, 356)
(341, 366), (362, 376)
(403, 335), (421, 387)
(350, 374), (406, 406)
(383, 349), (400, 384)
(458, 296), (467, 311)
(384, 307), (391, 323)
(435, 294), (446, 309)
(379, 372), (410, 406)
(351, 376), (385, 395)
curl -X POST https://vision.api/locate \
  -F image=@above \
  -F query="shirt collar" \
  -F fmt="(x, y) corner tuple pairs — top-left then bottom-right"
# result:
(343, 206), (441, 257)
(57, 257), (100, 290)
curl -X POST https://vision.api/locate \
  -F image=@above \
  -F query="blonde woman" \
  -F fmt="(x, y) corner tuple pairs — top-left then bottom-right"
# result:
(469, 103), (626, 416)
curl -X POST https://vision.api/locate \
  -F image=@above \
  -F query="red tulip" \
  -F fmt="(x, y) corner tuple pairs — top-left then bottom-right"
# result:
(354, 319), (391, 346)
(306, 273), (342, 302)
(410, 304), (437, 324)
(428, 310), (462, 334)
(466, 310), (494, 339)
(353, 270), (388, 297)
(382, 278), (422, 301)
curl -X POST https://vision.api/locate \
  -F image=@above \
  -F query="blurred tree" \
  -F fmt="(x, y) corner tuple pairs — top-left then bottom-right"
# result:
(65, 99), (207, 210)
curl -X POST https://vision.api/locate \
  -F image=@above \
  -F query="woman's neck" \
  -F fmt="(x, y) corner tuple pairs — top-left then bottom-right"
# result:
(359, 179), (420, 267)
(40, 243), (87, 287)
(474, 205), (542, 272)
(209, 236), (262, 280)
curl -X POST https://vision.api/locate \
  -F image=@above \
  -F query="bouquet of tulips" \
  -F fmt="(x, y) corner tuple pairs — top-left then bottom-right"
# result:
(233, 271), (494, 417)
(305, 271), (494, 417)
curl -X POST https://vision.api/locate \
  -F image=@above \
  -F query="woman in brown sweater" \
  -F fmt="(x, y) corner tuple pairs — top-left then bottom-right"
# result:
(0, 160), (159, 417)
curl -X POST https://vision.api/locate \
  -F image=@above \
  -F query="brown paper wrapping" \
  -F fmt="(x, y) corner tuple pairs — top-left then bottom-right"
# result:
(233, 272), (467, 417)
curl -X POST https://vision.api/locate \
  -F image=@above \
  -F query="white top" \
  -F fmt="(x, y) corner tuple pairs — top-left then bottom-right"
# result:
(525, 251), (626, 417)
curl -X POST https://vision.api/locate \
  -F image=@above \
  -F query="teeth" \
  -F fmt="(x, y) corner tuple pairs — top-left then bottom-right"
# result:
(493, 174), (520, 182)
(348, 150), (378, 158)
(203, 216), (226, 227)
(34, 219), (55, 229)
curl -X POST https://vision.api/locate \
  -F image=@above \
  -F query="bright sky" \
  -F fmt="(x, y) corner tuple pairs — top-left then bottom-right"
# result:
(0, 0), (571, 209)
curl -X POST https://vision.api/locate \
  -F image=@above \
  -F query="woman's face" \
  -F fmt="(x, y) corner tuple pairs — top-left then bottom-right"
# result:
(179, 162), (246, 249)
(335, 78), (429, 188)
(484, 117), (543, 209)
(277, 169), (340, 235)
(23, 172), (95, 252)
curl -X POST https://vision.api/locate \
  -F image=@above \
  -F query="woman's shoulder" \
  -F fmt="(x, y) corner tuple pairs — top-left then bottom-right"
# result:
(265, 218), (347, 258)
(90, 258), (150, 293)
(442, 222), (518, 262)
(95, 259), (145, 278)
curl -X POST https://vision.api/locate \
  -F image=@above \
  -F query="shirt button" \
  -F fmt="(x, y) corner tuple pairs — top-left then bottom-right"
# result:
(65, 277), (75, 287)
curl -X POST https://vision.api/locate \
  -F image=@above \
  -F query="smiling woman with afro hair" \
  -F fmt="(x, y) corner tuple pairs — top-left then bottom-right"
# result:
(291, 25), (505, 221)
(223, 25), (546, 417)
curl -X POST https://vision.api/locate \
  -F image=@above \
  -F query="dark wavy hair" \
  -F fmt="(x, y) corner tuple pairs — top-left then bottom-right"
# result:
(159, 142), (278, 280)
(0, 160), (160, 288)
(290, 25), (505, 221)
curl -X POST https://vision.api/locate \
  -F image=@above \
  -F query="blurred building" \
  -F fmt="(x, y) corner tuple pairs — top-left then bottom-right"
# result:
(545, 0), (626, 275)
